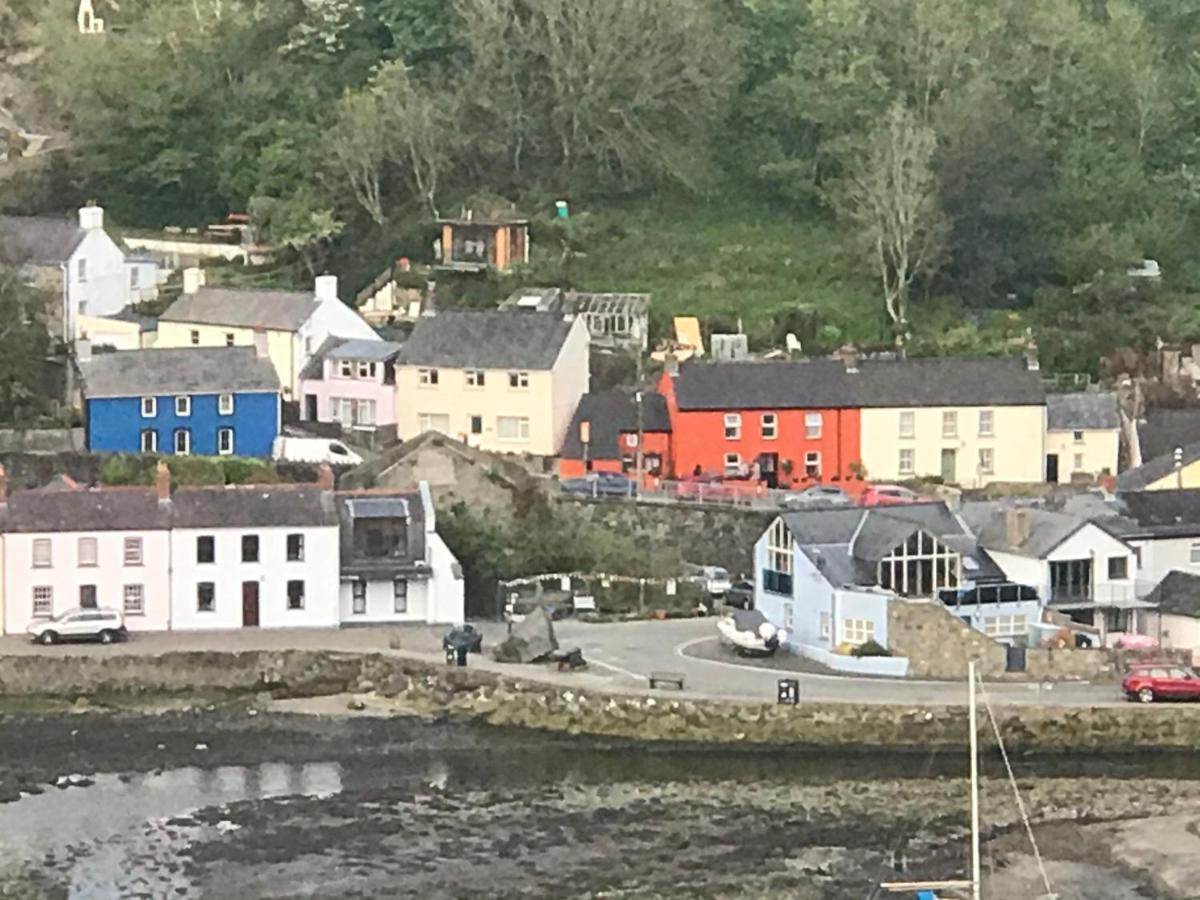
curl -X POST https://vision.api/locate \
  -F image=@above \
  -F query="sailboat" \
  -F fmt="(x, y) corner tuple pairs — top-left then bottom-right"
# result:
(877, 662), (1057, 900)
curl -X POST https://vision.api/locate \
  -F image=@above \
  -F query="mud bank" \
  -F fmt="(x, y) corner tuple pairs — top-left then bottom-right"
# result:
(3, 649), (1200, 751)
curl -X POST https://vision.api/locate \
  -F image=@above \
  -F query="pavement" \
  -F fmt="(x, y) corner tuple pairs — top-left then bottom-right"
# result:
(0, 618), (1129, 707)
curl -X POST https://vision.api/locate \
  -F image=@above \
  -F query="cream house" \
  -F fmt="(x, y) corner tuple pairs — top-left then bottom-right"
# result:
(855, 356), (1047, 488)
(1044, 393), (1120, 484)
(393, 310), (589, 456)
(156, 269), (378, 398)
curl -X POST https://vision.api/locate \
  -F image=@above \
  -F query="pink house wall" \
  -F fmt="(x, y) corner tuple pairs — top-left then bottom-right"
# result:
(4, 530), (172, 635)
(299, 359), (397, 428)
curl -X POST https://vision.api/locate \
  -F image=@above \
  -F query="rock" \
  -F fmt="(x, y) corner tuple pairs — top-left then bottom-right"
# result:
(347, 698), (366, 711)
(71, 697), (90, 710)
(493, 608), (558, 664)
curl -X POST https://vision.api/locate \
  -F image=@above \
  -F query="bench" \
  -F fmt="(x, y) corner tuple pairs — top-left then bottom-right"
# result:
(648, 671), (685, 691)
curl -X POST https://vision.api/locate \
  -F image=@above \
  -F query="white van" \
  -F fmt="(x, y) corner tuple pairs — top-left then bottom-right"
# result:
(272, 436), (364, 467)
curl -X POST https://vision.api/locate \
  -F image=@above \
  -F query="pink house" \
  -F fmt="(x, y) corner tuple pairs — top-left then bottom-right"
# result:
(0, 466), (172, 635)
(298, 338), (402, 436)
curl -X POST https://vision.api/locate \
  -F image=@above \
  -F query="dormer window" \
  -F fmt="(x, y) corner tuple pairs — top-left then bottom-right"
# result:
(339, 360), (353, 377)
(877, 530), (960, 598)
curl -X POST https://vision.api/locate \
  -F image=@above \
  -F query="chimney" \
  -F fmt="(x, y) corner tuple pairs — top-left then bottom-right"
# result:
(253, 326), (269, 359)
(421, 281), (437, 317)
(314, 275), (339, 303)
(663, 353), (679, 377)
(316, 462), (335, 491)
(155, 461), (171, 501)
(76, 338), (92, 363)
(1024, 329), (1040, 372)
(840, 344), (859, 374)
(78, 203), (104, 231)
(1004, 508), (1031, 548)
(182, 267), (206, 295)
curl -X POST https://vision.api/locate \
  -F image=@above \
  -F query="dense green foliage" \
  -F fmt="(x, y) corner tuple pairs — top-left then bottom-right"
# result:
(0, 262), (54, 423)
(17, 0), (1200, 369)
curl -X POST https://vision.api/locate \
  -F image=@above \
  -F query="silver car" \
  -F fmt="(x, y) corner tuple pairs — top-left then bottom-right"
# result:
(782, 484), (852, 509)
(27, 608), (129, 645)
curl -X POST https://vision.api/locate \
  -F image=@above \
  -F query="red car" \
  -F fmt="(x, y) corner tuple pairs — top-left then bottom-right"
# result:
(860, 485), (920, 506)
(1122, 663), (1200, 703)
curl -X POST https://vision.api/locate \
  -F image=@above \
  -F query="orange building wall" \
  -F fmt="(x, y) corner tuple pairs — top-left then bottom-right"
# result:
(559, 430), (673, 483)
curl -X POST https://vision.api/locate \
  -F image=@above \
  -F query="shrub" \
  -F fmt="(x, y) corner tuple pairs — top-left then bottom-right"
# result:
(852, 639), (892, 658)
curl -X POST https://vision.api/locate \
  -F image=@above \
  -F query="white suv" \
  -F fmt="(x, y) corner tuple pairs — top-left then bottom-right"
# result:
(27, 608), (129, 645)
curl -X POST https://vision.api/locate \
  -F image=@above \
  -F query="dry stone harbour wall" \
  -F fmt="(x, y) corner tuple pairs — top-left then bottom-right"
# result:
(2, 650), (1200, 751)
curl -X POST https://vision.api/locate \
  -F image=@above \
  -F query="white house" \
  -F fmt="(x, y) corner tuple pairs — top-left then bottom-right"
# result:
(336, 482), (464, 625)
(168, 478), (342, 630)
(0, 205), (157, 341)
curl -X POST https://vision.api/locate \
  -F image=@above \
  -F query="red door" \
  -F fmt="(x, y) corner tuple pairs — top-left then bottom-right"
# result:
(242, 581), (260, 628)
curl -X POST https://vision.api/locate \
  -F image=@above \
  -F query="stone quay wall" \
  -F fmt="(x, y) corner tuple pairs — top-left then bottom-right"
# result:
(4, 650), (1200, 752)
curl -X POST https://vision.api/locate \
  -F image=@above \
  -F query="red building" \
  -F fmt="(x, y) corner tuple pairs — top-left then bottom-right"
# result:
(559, 390), (673, 483)
(658, 360), (862, 490)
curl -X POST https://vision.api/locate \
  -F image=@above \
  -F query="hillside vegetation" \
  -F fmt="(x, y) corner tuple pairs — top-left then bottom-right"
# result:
(7, 0), (1200, 372)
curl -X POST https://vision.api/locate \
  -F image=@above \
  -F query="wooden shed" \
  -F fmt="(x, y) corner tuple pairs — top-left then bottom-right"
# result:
(436, 211), (529, 273)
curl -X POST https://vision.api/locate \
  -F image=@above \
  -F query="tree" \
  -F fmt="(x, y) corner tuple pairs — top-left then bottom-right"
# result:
(372, 61), (455, 218)
(328, 90), (391, 225)
(0, 260), (53, 423)
(832, 104), (945, 344)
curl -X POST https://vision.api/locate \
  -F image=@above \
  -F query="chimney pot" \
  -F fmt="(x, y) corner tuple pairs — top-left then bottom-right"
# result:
(78, 204), (104, 231)
(182, 267), (206, 295)
(1005, 508), (1031, 548)
(314, 275), (339, 303)
(253, 326), (269, 359)
(316, 463), (335, 491)
(155, 461), (171, 501)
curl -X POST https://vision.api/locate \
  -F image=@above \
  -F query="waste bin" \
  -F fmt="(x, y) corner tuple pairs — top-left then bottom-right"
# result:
(777, 678), (799, 705)
(456, 646), (468, 667)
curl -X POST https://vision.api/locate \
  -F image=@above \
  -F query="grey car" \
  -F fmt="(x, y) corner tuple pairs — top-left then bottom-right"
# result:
(782, 484), (851, 509)
(560, 472), (636, 498)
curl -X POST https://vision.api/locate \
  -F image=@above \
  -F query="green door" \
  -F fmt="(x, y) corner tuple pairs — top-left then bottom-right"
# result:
(940, 448), (956, 483)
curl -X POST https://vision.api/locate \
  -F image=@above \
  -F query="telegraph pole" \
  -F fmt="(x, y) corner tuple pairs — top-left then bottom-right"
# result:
(635, 350), (645, 493)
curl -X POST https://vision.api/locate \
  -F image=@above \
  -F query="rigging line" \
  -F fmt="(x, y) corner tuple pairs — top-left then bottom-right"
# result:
(975, 672), (1055, 898)
(866, 736), (942, 900)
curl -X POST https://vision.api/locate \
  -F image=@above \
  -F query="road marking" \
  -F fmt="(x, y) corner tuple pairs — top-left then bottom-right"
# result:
(586, 658), (647, 683)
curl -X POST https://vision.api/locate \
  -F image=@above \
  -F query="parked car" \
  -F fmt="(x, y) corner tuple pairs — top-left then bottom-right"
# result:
(272, 436), (363, 467)
(724, 579), (755, 610)
(860, 485), (920, 506)
(560, 472), (636, 498)
(1122, 663), (1200, 703)
(27, 608), (128, 646)
(443, 624), (484, 654)
(700, 566), (733, 597)
(782, 484), (852, 509)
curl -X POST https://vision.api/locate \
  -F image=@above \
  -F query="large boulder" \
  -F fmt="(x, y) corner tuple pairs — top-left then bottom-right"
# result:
(493, 608), (559, 664)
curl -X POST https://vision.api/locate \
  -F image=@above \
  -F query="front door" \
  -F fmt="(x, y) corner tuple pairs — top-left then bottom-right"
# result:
(759, 453), (779, 488)
(940, 448), (956, 483)
(242, 581), (260, 627)
(79, 585), (97, 609)
(304, 394), (319, 421)
(1046, 454), (1059, 483)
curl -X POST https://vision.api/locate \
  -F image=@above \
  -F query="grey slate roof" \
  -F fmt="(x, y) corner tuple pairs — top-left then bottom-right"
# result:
(160, 287), (317, 331)
(109, 307), (159, 332)
(396, 311), (574, 370)
(1118, 442), (1200, 492)
(327, 339), (402, 362)
(1144, 571), (1200, 619)
(1099, 489), (1200, 540)
(1046, 392), (1120, 430)
(962, 503), (1091, 558)
(299, 336), (345, 381)
(1138, 409), (1200, 463)
(560, 390), (671, 460)
(0, 488), (170, 533)
(171, 485), (338, 529)
(672, 356), (1045, 411)
(79, 346), (280, 398)
(0, 215), (87, 264)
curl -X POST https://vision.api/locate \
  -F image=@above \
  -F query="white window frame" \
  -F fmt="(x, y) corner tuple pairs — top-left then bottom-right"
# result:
(978, 409), (994, 437)
(1073, 453), (1084, 471)
(351, 579), (367, 615)
(767, 518), (793, 575)
(899, 448), (915, 475)
(77, 258), (87, 283)
(624, 433), (638, 448)
(197, 582), (215, 612)
(217, 427), (235, 456)
(804, 451), (821, 478)
(1073, 430), (1085, 443)
(978, 448), (994, 475)
(804, 412), (822, 439)
(1190, 541), (1200, 565)
(465, 369), (486, 387)
(496, 416), (531, 442)
(123, 584), (145, 616)
(140, 397), (156, 418)
(218, 394), (234, 415)
(32, 538), (51, 568)
(842, 618), (876, 646)
(130, 267), (140, 289)
(32, 585), (53, 618)
(723, 453), (742, 476)
(761, 413), (778, 440)
(983, 614), (1027, 638)
(899, 411), (915, 439)
(124, 537), (143, 566)
(942, 411), (957, 438)
(286, 533), (305, 562)
(877, 530), (962, 598)
(418, 368), (439, 386)
(175, 396), (191, 417)
(394, 578), (408, 613)
(819, 611), (831, 641)
(783, 602), (794, 630)
(78, 537), (98, 567)
(225, 332), (235, 347)
(418, 413), (450, 434)
(140, 429), (158, 453)
(190, 330), (200, 345)
(174, 428), (191, 456)
(339, 359), (354, 378)
(287, 579), (306, 611)
(509, 371), (529, 389)
(724, 413), (741, 440)
(356, 398), (376, 427)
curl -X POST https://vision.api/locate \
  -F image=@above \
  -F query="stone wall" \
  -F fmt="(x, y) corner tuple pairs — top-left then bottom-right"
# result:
(887, 599), (1008, 679)
(8, 648), (1200, 752)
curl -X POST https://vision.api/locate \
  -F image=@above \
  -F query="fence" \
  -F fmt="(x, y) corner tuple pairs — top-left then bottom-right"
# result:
(563, 478), (792, 510)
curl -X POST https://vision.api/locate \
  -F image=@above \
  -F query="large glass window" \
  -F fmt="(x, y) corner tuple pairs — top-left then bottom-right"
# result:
(763, 518), (794, 595)
(877, 530), (961, 598)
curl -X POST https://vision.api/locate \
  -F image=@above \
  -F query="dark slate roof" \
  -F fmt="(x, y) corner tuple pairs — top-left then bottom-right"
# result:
(962, 503), (1091, 558)
(171, 486), (338, 528)
(0, 488), (170, 533)
(0, 215), (86, 264)
(79, 346), (280, 398)
(560, 390), (671, 460)
(396, 311), (575, 370)
(160, 287), (318, 331)
(672, 356), (1045, 411)
(1046, 392), (1120, 430)
(327, 339), (402, 362)
(1100, 490), (1200, 540)
(1138, 409), (1200, 462)
(109, 307), (159, 332)
(1144, 571), (1200, 618)
(335, 491), (427, 572)
(1118, 442), (1200, 492)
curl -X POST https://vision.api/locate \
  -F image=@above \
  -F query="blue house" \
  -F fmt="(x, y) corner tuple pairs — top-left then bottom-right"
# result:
(79, 345), (281, 457)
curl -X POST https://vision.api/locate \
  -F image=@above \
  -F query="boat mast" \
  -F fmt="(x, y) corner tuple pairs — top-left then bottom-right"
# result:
(969, 660), (981, 900)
